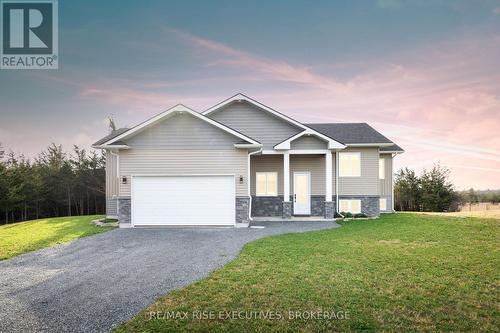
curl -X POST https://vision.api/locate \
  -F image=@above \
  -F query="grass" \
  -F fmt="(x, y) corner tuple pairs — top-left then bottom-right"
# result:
(0, 215), (114, 260)
(116, 213), (499, 332)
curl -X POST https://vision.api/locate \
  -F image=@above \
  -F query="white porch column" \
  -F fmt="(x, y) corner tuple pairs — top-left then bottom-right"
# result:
(325, 151), (333, 201)
(283, 151), (290, 201)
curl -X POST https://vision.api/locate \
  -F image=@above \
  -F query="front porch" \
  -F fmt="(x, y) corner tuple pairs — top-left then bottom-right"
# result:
(250, 150), (337, 220)
(251, 216), (338, 223)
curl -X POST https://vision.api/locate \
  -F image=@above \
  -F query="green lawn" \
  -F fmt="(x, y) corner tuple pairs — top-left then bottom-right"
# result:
(116, 213), (499, 332)
(0, 215), (113, 260)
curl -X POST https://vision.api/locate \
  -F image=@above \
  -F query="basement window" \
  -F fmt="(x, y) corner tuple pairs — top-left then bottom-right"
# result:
(339, 199), (361, 214)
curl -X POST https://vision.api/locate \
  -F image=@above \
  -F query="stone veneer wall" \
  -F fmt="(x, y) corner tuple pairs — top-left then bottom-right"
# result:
(251, 195), (334, 217)
(118, 195), (379, 226)
(235, 197), (250, 224)
(117, 198), (131, 224)
(251, 196), (284, 217)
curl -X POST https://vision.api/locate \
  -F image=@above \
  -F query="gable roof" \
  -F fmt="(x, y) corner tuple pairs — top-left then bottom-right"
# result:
(203, 93), (351, 149)
(203, 93), (309, 130)
(306, 123), (400, 149)
(274, 129), (346, 150)
(92, 104), (261, 148)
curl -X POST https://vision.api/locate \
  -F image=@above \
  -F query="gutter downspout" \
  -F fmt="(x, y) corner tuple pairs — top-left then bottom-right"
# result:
(248, 147), (263, 221)
(109, 149), (120, 216)
(335, 150), (344, 218)
(392, 153), (396, 213)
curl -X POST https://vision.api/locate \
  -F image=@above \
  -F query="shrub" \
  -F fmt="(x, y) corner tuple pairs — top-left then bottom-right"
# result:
(341, 212), (353, 218)
(354, 213), (367, 218)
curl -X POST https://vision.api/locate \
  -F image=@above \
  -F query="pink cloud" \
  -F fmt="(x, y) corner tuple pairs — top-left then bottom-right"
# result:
(22, 27), (500, 189)
(165, 28), (500, 189)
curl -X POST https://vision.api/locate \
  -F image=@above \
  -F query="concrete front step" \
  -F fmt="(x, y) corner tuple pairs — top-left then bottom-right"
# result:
(251, 216), (338, 223)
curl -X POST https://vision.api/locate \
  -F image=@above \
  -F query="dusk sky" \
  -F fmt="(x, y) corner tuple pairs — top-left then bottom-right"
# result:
(1, 0), (499, 190)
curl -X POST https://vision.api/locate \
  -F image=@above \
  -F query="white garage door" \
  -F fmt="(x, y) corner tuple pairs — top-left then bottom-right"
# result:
(131, 176), (235, 226)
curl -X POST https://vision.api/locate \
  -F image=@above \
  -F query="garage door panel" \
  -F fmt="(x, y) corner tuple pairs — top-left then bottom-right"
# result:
(132, 176), (235, 226)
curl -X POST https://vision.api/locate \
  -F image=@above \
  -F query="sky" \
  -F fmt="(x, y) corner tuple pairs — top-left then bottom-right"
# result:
(0, 0), (499, 190)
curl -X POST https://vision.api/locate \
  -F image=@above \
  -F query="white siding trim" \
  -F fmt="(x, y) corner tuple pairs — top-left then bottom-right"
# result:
(274, 130), (345, 150)
(262, 149), (331, 155)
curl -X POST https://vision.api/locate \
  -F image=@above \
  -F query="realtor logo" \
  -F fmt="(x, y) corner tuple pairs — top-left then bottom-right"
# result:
(1, 0), (58, 69)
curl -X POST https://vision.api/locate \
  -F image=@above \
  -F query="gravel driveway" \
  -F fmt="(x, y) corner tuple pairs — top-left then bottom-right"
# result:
(0, 221), (339, 333)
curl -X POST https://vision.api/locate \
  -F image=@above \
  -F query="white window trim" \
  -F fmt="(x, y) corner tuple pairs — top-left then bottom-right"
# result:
(339, 152), (361, 177)
(379, 157), (385, 180)
(255, 172), (278, 197)
(380, 198), (387, 211)
(339, 199), (361, 214)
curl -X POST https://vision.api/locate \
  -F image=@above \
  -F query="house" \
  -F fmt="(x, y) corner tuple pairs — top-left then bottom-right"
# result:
(92, 94), (403, 228)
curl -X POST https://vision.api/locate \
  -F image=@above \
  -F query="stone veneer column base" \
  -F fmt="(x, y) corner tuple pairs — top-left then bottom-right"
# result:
(324, 201), (335, 219)
(235, 197), (250, 225)
(117, 198), (131, 225)
(282, 201), (292, 219)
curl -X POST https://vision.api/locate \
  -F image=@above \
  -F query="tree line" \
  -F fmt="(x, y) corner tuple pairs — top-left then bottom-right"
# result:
(461, 188), (500, 205)
(394, 165), (460, 212)
(394, 164), (500, 212)
(0, 143), (105, 224)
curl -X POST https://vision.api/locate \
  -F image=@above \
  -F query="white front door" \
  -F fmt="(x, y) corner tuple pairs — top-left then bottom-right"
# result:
(293, 172), (311, 215)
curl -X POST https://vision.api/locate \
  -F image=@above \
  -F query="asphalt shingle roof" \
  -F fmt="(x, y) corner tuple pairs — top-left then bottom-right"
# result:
(92, 128), (129, 146)
(306, 123), (404, 152)
(380, 144), (404, 152)
(92, 122), (403, 153)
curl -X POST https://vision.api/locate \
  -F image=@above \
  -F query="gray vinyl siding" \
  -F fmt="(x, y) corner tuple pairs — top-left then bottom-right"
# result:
(290, 136), (328, 150)
(250, 154), (328, 196)
(338, 148), (379, 195)
(126, 113), (241, 150)
(117, 112), (249, 197)
(105, 151), (119, 216)
(208, 101), (302, 150)
(379, 154), (393, 196)
(106, 198), (117, 217)
(380, 153), (393, 212)
(250, 155), (284, 195)
(119, 149), (248, 197)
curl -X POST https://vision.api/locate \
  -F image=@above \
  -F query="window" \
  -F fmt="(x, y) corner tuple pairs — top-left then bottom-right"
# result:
(339, 199), (361, 214)
(339, 152), (360, 177)
(379, 198), (387, 211)
(256, 172), (278, 196)
(379, 158), (385, 179)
